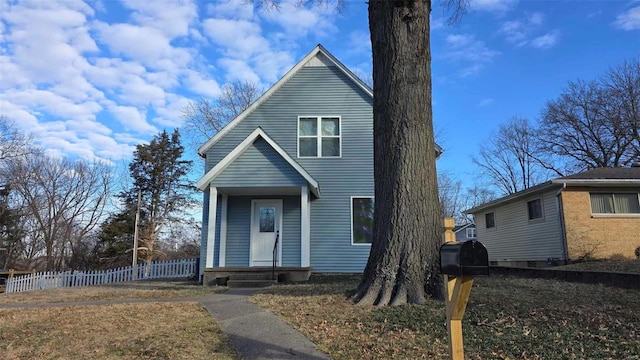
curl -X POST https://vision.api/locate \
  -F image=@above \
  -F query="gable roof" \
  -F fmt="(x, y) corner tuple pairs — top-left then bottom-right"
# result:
(197, 44), (444, 158)
(555, 167), (640, 182)
(466, 167), (640, 214)
(197, 44), (373, 157)
(196, 127), (320, 198)
(453, 223), (475, 233)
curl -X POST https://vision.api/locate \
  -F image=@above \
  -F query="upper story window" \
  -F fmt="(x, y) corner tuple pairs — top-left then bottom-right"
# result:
(590, 193), (640, 214)
(298, 116), (341, 158)
(527, 198), (544, 220)
(466, 227), (476, 239)
(485, 212), (495, 228)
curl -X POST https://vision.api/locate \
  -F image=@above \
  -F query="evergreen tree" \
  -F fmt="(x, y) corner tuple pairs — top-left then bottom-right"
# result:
(122, 129), (195, 266)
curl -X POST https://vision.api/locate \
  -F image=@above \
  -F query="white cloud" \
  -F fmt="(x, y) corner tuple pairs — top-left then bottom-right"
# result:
(106, 102), (157, 134)
(121, 0), (197, 38)
(348, 30), (371, 56)
(444, 34), (499, 77)
(202, 18), (268, 59)
(478, 98), (494, 107)
(217, 58), (261, 84)
(531, 31), (559, 49)
(183, 70), (221, 98)
(261, 0), (337, 39)
(470, 0), (518, 13)
(498, 12), (559, 49)
(613, 6), (640, 30)
(207, 0), (255, 20)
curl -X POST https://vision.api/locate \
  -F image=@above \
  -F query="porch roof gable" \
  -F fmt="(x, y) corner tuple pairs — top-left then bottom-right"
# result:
(196, 127), (320, 197)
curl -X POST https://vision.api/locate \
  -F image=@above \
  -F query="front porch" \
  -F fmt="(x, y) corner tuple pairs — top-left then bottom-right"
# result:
(203, 266), (312, 288)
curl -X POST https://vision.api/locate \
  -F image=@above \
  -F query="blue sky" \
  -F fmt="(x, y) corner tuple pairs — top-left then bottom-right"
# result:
(1, 0), (639, 192)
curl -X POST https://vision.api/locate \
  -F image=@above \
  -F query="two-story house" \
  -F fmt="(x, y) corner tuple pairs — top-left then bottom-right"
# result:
(196, 45), (377, 285)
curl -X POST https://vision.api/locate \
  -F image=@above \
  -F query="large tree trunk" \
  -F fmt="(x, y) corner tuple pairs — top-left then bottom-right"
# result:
(352, 0), (443, 306)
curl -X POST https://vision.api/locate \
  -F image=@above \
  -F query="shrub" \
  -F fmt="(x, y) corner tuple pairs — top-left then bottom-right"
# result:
(635, 246), (640, 259)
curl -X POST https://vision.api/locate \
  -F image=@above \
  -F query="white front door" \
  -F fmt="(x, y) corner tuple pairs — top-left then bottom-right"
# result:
(250, 199), (282, 267)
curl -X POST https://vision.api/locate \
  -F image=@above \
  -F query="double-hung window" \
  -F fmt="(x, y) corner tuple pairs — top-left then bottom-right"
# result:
(590, 193), (640, 214)
(466, 227), (477, 239)
(298, 116), (341, 157)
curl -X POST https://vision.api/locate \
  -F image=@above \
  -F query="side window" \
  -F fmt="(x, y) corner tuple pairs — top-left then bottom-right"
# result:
(590, 193), (640, 214)
(527, 198), (544, 220)
(351, 197), (374, 244)
(485, 212), (495, 228)
(466, 227), (477, 239)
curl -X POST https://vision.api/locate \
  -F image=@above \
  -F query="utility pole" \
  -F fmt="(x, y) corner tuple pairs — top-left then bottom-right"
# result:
(132, 189), (141, 280)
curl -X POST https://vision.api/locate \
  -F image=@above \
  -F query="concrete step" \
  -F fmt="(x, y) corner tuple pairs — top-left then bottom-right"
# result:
(227, 279), (277, 288)
(229, 272), (276, 281)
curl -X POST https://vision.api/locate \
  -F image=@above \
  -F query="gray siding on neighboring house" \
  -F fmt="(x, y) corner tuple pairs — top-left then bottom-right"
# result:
(224, 195), (301, 267)
(211, 138), (306, 188)
(474, 189), (565, 262)
(204, 65), (374, 272)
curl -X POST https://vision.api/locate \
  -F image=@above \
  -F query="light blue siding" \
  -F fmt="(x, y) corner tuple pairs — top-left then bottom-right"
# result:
(224, 195), (301, 267)
(212, 138), (306, 188)
(204, 65), (373, 272)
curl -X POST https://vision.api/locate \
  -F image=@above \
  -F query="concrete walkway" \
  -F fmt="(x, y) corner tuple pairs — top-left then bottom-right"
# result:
(0, 289), (333, 360)
(201, 288), (332, 360)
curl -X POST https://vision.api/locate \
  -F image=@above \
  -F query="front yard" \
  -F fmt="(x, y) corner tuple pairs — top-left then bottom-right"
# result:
(0, 281), (238, 360)
(251, 274), (640, 360)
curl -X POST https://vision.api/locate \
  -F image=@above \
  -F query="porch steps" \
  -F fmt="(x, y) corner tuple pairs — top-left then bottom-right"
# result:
(227, 279), (277, 288)
(203, 267), (312, 287)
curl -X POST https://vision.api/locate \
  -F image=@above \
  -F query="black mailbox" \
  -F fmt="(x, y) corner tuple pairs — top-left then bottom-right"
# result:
(440, 240), (489, 277)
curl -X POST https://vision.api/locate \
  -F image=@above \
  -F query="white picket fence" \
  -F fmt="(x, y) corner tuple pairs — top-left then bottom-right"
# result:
(4, 258), (197, 294)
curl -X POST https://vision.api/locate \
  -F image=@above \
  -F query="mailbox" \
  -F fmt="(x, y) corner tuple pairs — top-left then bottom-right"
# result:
(440, 240), (489, 277)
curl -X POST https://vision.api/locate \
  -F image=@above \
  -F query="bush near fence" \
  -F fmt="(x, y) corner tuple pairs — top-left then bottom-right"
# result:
(4, 258), (197, 294)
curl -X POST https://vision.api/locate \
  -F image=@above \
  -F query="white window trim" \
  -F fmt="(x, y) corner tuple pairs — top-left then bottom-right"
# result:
(589, 192), (640, 215)
(466, 227), (476, 239)
(351, 196), (374, 246)
(297, 115), (342, 158)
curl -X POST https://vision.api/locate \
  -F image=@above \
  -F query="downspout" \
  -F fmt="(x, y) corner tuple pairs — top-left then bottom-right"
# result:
(556, 182), (569, 264)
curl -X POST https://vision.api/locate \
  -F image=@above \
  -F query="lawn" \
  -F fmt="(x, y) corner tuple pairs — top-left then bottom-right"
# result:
(0, 279), (224, 304)
(556, 258), (640, 274)
(0, 281), (238, 360)
(251, 274), (640, 360)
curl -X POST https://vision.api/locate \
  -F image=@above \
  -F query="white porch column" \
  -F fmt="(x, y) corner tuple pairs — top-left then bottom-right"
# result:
(219, 193), (228, 267)
(206, 185), (218, 268)
(301, 185), (311, 267)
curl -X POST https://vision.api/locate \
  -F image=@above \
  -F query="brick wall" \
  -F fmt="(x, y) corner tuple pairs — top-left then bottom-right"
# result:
(561, 188), (640, 260)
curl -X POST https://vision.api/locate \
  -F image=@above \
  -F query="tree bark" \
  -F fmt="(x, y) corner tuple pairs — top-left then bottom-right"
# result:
(352, 0), (443, 306)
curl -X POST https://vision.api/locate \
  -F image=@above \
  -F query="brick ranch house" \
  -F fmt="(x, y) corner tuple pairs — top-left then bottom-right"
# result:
(466, 166), (640, 267)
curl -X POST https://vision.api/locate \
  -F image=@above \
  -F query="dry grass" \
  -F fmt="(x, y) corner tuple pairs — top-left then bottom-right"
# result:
(251, 274), (640, 360)
(556, 259), (640, 273)
(0, 280), (224, 304)
(0, 302), (239, 360)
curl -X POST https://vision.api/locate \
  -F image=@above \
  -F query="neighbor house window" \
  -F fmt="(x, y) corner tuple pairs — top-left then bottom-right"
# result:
(351, 197), (374, 244)
(466, 227), (476, 239)
(527, 198), (544, 220)
(485, 212), (495, 228)
(590, 193), (640, 214)
(298, 116), (341, 157)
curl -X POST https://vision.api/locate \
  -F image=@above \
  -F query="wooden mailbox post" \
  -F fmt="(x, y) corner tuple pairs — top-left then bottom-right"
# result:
(441, 217), (488, 360)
